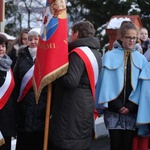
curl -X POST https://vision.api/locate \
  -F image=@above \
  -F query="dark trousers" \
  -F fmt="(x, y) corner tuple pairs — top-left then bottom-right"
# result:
(109, 129), (135, 150)
(48, 144), (89, 150)
(0, 137), (11, 150)
(48, 140), (89, 150)
(16, 131), (44, 150)
(53, 148), (89, 150)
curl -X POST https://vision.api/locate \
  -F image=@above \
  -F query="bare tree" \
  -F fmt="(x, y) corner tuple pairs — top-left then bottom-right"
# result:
(5, 0), (45, 35)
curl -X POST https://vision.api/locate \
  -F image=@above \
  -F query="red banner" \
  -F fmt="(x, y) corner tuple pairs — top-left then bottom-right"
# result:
(33, 0), (68, 102)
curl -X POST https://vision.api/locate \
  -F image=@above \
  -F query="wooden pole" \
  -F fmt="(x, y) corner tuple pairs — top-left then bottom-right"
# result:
(0, 0), (5, 32)
(43, 84), (52, 150)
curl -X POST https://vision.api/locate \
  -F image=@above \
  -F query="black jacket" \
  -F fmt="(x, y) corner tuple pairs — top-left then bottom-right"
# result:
(8, 47), (17, 69)
(108, 55), (138, 113)
(13, 47), (47, 132)
(0, 70), (16, 137)
(50, 37), (102, 150)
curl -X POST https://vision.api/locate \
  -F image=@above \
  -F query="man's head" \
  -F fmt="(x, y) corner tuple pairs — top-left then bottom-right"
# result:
(70, 20), (95, 42)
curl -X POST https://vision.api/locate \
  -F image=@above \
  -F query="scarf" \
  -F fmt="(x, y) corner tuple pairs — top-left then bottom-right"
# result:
(0, 54), (12, 71)
(28, 47), (37, 61)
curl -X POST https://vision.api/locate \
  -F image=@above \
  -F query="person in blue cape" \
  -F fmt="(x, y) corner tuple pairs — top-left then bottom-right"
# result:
(96, 22), (148, 150)
(136, 62), (150, 137)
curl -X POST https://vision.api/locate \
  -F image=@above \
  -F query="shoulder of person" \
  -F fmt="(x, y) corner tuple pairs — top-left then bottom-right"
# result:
(134, 43), (143, 53)
(147, 38), (150, 43)
(18, 46), (28, 55)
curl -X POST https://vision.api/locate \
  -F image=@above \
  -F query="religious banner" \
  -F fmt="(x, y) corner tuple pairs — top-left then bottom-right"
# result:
(33, 0), (68, 102)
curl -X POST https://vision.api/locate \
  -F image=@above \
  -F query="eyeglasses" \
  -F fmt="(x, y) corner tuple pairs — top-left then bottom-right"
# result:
(123, 36), (137, 41)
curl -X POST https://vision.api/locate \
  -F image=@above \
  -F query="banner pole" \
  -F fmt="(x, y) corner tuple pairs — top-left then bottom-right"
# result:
(43, 84), (52, 150)
(0, 0), (5, 32)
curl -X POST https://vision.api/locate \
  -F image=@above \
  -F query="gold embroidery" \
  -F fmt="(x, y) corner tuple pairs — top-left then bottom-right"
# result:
(124, 50), (130, 103)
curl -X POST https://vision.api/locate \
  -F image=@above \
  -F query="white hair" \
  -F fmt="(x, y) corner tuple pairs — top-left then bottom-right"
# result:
(28, 28), (41, 38)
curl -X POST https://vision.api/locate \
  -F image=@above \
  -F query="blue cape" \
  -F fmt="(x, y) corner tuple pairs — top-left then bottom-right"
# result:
(136, 62), (150, 136)
(96, 48), (148, 108)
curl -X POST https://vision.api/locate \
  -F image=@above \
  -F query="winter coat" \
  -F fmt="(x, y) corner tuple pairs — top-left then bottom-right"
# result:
(13, 46), (47, 132)
(0, 54), (16, 137)
(50, 37), (102, 150)
(0, 70), (16, 137)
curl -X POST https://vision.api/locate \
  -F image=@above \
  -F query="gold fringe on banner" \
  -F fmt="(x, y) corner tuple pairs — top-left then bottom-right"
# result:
(33, 63), (68, 104)
(0, 131), (5, 147)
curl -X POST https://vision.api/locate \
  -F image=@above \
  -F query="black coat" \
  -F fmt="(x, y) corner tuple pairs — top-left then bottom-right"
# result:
(50, 37), (102, 150)
(8, 47), (17, 69)
(13, 47), (47, 132)
(0, 70), (16, 137)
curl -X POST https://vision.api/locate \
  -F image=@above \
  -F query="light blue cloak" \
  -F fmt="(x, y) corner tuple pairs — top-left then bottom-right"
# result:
(96, 48), (148, 109)
(136, 62), (150, 136)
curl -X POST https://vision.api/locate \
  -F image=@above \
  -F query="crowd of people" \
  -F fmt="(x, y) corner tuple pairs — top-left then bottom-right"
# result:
(0, 14), (150, 150)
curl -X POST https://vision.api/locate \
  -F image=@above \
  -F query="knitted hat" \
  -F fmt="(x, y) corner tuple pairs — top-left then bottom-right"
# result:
(28, 28), (41, 38)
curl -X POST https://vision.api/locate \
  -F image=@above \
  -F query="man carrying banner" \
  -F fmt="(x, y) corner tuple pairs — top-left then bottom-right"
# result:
(49, 20), (102, 150)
